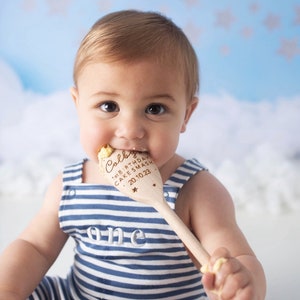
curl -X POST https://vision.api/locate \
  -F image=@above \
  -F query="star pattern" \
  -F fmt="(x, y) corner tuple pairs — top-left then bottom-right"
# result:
(294, 6), (300, 25)
(98, 0), (113, 12)
(214, 8), (236, 30)
(22, 0), (36, 12)
(277, 38), (300, 60)
(263, 14), (281, 31)
(184, 0), (200, 7)
(184, 22), (202, 44)
(241, 27), (254, 39)
(46, 0), (71, 16)
(6, 0), (299, 97)
(249, 2), (260, 14)
(220, 45), (230, 56)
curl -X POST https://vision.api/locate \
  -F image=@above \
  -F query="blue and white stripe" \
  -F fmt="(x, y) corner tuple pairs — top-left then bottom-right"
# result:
(29, 158), (208, 299)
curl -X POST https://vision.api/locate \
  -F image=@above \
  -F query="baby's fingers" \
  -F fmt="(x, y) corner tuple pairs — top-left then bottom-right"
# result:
(217, 268), (250, 299)
(214, 257), (240, 288)
(216, 259), (254, 299)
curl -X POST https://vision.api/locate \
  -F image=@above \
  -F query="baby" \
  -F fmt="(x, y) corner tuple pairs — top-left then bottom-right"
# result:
(0, 10), (266, 300)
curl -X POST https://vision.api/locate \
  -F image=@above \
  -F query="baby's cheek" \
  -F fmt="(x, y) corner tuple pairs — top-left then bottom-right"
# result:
(152, 137), (179, 166)
(80, 133), (99, 160)
(80, 126), (105, 155)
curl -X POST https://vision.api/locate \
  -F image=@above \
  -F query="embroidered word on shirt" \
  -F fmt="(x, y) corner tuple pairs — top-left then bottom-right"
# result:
(87, 226), (146, 247)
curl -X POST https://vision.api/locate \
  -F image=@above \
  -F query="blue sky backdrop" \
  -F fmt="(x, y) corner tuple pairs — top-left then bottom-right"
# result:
(0, 0), (299, 101)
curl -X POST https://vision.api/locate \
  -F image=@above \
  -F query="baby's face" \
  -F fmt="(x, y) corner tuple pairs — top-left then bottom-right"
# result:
(71, 59), (197, 168)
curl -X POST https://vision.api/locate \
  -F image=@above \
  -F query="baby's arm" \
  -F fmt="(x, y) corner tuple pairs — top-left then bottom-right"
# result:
(176, 171), (266, 300)
(0, 174), (68, 300)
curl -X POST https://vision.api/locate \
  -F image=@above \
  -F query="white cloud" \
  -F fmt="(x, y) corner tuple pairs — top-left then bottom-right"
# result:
(1, 60), (299, 213)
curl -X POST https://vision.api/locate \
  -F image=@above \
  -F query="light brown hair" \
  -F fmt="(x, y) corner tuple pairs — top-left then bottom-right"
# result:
(73, 10), (199, 100)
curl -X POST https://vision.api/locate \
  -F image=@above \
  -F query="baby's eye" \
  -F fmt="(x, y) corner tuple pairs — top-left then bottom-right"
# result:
(145, 103), (166, 115)
(99, 101), (119, 112)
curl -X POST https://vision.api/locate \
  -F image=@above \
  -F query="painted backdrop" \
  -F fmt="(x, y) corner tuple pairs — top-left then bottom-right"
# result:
(0, 0), (300, 213)
(0, 0), (299, 99)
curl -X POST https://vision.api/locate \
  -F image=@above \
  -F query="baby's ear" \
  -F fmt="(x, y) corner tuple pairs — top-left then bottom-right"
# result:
(181, 97), (198, 133)
(70, 86), (79, 105)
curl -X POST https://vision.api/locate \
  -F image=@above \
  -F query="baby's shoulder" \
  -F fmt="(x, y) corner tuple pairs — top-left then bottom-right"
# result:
(177, 169), (233, 212)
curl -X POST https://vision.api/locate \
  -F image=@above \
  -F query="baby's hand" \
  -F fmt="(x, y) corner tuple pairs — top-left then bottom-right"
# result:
(201, 247), (256, 300)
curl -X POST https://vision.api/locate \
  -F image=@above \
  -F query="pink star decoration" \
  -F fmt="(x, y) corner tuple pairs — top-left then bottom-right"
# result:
(220, 45), (230, 56)
(184, 0), (199, 7)
(98, 0), (113, 12)
(249, 3), (260, 14)
(263, 14), (281, 31)
(215, 8), (236, 30)
(294, 5), (300, 25)
(241, 27), (254, 39)
(46, 0), (71, 16)
(184, 22), (202, 44)
(22, 0), (36, 12)
(277, 38), (300, 60)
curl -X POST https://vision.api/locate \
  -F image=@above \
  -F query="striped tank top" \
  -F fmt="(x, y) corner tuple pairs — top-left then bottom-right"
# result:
(29, 158), (208, 300)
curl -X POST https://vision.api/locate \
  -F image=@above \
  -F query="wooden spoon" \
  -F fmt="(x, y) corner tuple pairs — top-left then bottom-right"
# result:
(98, 147), (210, 267)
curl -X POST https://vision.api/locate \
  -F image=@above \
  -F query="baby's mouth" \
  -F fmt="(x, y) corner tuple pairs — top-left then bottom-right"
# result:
(130, 147), (148, 153)
(98, 144), (149, 158)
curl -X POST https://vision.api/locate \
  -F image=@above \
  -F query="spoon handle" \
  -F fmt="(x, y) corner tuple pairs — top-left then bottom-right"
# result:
(154, 200), (210, 267)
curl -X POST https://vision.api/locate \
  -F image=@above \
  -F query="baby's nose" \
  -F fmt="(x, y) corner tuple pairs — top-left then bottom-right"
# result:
(115, 116), (145, 140)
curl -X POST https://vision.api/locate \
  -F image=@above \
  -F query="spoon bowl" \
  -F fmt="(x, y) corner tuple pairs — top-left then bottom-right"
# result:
(99, 148), (210, 267)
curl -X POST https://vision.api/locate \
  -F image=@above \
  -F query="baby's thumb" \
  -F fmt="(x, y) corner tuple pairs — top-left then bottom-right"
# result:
(201, 271), (215, 290)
